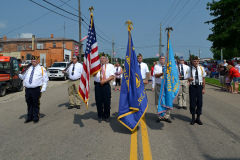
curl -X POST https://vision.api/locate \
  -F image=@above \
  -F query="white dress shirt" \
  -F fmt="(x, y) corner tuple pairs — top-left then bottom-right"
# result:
(115, 66), (122, 78)
(94, 63), (114, 82)
(139, 62), (149, 79)
(178, 64), (190, 80)
(190, 65), (206, 85)
(153, 64), (164, 84)
(67, 62), (83, 80)
(19, 64), (49, 92)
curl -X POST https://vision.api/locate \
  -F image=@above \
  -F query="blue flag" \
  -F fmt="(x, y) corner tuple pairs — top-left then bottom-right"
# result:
(157, 39), (179, 117)
(118, 34), (148, 131)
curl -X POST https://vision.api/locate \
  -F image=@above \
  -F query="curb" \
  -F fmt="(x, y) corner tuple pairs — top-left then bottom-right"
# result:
(205, 82), (240, 93)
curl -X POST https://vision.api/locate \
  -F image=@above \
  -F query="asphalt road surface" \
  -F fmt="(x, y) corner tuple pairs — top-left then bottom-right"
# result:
(0, 79), (240, 160)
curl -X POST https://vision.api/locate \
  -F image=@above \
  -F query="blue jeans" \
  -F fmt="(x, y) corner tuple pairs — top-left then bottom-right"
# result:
(233, 77), (240, 83)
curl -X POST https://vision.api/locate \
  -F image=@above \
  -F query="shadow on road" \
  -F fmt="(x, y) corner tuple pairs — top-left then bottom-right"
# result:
(170, 113), (191, 122)
(110, 112), (134, 134)
(58, 102), (69, 108)
(73, 112), (98, 127)
(204, 154), (240, 160)
(19, 113), (46, 120)
(145, 112), (164, 130)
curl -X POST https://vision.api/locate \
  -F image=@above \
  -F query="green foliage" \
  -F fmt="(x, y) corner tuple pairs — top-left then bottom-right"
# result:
(143, 57), (159, 69)
(206, 0), (240, 59)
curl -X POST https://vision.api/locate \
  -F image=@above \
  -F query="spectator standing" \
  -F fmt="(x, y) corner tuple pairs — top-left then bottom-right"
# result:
(227, 65), (240, 94)
(219, 63), (227, 90)
(151, 62), (157, 92)
(114, 62), (122, 91)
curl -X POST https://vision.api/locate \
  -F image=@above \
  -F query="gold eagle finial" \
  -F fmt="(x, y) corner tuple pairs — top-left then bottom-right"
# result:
(125, 20), (133, 32)
(89, 6), (94, 14)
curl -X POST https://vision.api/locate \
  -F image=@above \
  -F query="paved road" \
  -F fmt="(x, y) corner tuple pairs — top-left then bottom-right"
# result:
(0, 79), (240, 160)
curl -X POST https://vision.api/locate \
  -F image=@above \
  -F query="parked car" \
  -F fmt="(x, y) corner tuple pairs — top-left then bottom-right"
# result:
(0, 56), (23, 97)
(47, 62), (69, 80)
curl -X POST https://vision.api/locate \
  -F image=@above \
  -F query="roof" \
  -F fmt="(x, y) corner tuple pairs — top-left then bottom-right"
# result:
(0, 37), (79, 43)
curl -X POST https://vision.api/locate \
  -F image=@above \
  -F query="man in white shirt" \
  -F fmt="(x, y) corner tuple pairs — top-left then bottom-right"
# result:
(177, 56), (190, 110)
(114, 62), (122, 91)
(18, 56), (49, 123)
(63, 54), (83, 109)
(188, 56), (206, 125)
(223, 59), (228, 67)
(137, 54), (149, 88)
(93, 53), (114, 122)
(153, 55), (171, 123)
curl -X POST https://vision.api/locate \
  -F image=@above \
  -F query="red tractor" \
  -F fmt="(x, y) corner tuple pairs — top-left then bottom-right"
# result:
(0, 56), (23, 97)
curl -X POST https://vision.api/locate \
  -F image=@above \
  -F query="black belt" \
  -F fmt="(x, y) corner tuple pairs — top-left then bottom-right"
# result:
(69, 78), (80, 81)
(94, 81), (109, 85)
(26, 86), (41, 90)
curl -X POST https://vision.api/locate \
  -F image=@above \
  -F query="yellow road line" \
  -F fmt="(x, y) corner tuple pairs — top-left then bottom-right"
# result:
(130, 129), (138, 160)
(141, 116), (152, 160)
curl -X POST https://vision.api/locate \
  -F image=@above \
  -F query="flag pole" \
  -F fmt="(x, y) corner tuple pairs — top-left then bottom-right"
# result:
(125, 20), (133, 92)
(165, 27), (173, 73)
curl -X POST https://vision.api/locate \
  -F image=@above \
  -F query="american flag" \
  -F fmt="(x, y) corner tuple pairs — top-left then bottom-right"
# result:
(79, 18), (101, 107)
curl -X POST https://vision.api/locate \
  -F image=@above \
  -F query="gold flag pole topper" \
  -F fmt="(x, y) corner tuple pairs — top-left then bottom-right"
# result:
(125, 20), (133, 91)
(89, 6), (94, 28)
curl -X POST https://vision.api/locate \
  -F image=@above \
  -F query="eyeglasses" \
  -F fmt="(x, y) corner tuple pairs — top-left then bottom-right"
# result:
(179, 60), (184, 61)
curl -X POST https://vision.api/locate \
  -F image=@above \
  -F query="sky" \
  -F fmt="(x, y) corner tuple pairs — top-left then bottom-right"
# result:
(0, 0), (214, 60)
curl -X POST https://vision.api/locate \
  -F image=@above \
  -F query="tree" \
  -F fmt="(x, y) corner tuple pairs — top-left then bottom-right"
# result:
(205, 0), (240, 59)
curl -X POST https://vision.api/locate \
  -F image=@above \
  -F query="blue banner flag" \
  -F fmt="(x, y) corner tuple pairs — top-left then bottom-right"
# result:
(157, 38), (179, 117)
(118, 34), (148, 131)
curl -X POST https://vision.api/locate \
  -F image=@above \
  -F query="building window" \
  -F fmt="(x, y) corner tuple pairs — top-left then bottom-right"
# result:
(26, 54), (32, 60)
(37, 43), (44, 49)
(28, 45), (32, 49)
(53, 43), (56, 48)
(63, 43), (65, 48)
(17, 45), (23, 51)
(0, 44), (3, 51)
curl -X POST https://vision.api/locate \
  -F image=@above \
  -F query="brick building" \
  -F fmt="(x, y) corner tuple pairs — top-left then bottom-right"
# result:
(0, 34), (83, 67)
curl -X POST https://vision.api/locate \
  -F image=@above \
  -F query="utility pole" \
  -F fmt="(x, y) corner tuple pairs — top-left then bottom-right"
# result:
(221, 48), (223, 60)
(112, 34), (114, 64)
(199, 49), (201, 59)
(189, 50), (191, 60)
(159, 23), (162, 57)
(78, 0), (82, 62)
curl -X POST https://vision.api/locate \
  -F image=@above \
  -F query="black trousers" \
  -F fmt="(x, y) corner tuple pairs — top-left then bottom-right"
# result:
(25, 87), (42, 121)
(189, 85), (203, 115)
(115, 78), (121, 86)
(94, 82), (111, 119)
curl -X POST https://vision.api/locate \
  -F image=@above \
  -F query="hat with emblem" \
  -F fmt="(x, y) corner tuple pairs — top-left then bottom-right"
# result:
(31, 55), (39, 60)
(72, 54), (77, 58)
(160, 53), (165, 58)
(137, 53), (142, 58)
(193, 56), (199, 60)
(179, 56), (184, 60)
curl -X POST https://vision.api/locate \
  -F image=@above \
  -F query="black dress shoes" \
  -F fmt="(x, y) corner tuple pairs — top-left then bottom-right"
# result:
(105, 118), (110, 122)
(76, 105), (80, 109)
(165, 118), (172, 123)
(190, 119), (195, 125)
(195, 119), (203, 125)
(68, 106), (73, 109)
(24, 119), (33, 123)
(182, 106), (187, 110)
(98, 118), (103, 123)
(33, 120), (39, 124)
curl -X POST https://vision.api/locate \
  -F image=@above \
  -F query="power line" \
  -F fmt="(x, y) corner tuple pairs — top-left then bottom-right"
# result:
(0, 0), (71, 37)
(29, 0), (78, 22)
(173, 0), (201, 28)
(161, 0), (182, 26)
(167, 0), (191, 26)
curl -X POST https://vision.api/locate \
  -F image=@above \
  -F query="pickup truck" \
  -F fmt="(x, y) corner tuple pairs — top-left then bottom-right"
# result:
(47, 62), (69, 80)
